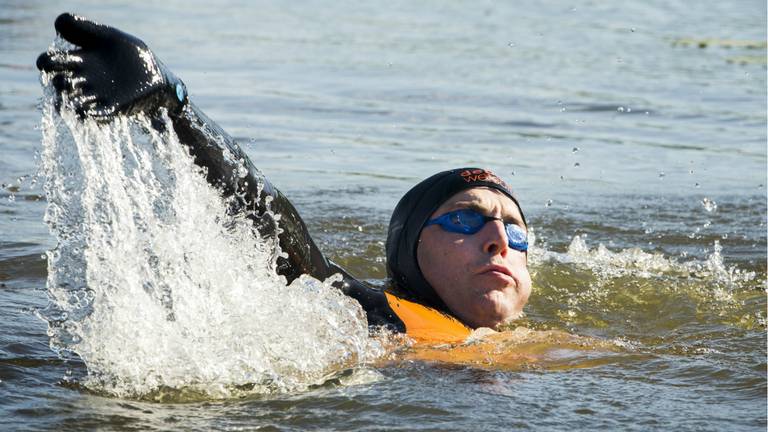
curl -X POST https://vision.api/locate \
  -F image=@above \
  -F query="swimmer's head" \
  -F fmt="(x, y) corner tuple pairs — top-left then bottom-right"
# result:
(386, 168), (531, 328)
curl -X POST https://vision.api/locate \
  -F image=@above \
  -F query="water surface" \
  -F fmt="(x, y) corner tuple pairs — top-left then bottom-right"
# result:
(1, 0), (766, 430)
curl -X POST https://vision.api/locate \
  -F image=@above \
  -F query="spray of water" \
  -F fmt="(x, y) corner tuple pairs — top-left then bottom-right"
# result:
(526, 232), (762, 334)
(529, 231), (756, 289)
(39, 89), (382, 400)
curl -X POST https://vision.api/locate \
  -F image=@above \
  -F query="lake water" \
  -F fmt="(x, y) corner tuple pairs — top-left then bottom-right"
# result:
(1, 0), (766, 430)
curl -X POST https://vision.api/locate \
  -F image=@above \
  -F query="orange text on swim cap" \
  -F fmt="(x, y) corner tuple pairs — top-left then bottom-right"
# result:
(459, 169), (510, 189)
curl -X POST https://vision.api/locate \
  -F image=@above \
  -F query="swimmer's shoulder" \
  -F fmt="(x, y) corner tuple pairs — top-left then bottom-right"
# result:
(381, 289), (471, 344)
(331, 263), (472, 343)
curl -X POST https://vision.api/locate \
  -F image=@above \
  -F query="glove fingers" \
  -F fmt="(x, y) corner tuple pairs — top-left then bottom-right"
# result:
(50, 73), (86, 93)
(85, 105), (118, 120)
(36, 50), (83, 73)
(51, 74), (69, 93)
(72, 93), (99, 118)
(38, 49), (87, 99)
(54, 13), (116, 48)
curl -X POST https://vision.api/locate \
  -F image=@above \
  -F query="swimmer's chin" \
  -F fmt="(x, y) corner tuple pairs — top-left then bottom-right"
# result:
(466, 327), (498, 343)
(501, 309), (526, 325)
(462, 310), (525, 337)
(487, 309), (526, 330)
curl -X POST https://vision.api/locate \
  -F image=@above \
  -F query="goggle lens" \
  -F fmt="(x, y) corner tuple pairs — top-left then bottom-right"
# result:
(425, 209), (528, 252)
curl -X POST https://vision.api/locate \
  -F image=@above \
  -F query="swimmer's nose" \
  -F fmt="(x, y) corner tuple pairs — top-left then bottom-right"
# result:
(481, 219), (509, 257)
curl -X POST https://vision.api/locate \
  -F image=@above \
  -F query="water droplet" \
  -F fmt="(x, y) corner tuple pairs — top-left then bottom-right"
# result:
(560, 175), (565, 180)
(545, 199), (553, 207)
(721, 233), (729, 239)
(689, 169), (694, 174)
(644, 111), (650, 115)
(701, 197), (717, 212)
(626, 107), (632, 113)
(7, 194), (15, 203)
(703, 220), (711, 228)
(688, 227), (707, 240)
(236, 164), (248, 178)
(560, 107), (567, 112)
(574, 162), (580, 167)
(617, 106), (625, 112)
(695, 182), (701, 188)
(658, 171), (665, 179)
(508, 42), (516, 47)
(510, 170), (516, 176)
(572, 147), (579, 153)
(630, 27), (636, 32)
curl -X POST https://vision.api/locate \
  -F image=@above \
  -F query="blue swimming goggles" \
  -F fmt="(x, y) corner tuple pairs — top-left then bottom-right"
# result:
(424, 209), (528, 252)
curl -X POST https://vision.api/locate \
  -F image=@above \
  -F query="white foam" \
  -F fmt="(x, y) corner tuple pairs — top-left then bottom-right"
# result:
(530, 235), (755, 289)
(40, 98), (382, 399)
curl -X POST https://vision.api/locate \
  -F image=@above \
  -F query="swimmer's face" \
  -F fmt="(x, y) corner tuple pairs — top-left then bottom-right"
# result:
(416, 187), (531, 329)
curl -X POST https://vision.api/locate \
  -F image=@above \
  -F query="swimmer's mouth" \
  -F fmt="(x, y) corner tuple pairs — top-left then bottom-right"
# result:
(479, 264), (513, 278)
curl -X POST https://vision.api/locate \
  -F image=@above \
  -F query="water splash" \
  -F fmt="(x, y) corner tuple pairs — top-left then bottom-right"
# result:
(39, 94), (381, 400)
(701, 197), (717, 212)
(524, 232), (764, 338)
(533, 235), (755, 288)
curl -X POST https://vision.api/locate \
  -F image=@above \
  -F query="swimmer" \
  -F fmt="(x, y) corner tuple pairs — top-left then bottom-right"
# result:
(37, 13), (532, 343)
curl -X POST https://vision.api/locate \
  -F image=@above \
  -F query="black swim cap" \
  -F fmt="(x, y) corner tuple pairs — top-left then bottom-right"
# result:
(385, 168), (526, 311)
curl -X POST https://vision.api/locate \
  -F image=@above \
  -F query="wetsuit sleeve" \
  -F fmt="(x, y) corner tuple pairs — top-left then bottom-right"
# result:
(35, 13), (331, 283)
(164, 106), (404, 331)
(162, 102), (334, 283)
(160, 101), (403, 323)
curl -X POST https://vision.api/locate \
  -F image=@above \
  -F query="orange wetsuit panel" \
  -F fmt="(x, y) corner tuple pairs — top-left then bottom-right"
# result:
(384, 292), (471, 344)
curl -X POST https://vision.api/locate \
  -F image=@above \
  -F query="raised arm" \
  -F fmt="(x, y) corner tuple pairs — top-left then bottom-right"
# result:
(36, 13), (333, 283)
(169, 102), (338, 282)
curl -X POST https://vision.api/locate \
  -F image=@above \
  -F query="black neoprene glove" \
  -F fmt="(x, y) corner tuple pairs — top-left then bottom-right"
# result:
(36, 13), (187, 119)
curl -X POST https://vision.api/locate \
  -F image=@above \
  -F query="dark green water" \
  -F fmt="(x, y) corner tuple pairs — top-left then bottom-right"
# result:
(2, 0), (766, 430)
